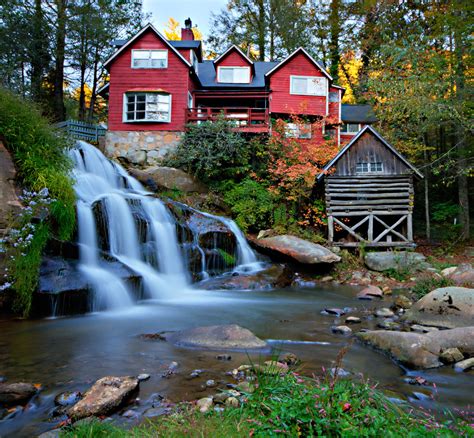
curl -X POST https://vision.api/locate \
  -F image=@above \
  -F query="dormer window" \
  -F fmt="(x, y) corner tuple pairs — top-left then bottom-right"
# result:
(217, 66), (250, 84)
(356, 162), (383, 174)
(190, 50), (199, 73)
(290, 75), (327, 96)
(131, 50), (168, 69)
(329, 92), (339, 102)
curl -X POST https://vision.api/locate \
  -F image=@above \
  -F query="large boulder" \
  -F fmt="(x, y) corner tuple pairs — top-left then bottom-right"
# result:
(250, 235), (340, 265)
(68, 376), (139, 420)
(0, 382), (38, 407)
(364, 251), (428, 272)
(403, 287), (474, 329)
(167, 324), (267, 351)
(0, 141), (22, 235)
(357, 327), (474, 369)
(199, 264), (293, 291)
(447, 264), (474, 287)
(129, 166), (207, 193)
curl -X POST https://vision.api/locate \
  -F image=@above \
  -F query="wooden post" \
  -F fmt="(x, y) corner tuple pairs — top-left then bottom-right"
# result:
(328, 215), (334, 243)
(368, 213), (374, 242)
(407, 212), (413, 242)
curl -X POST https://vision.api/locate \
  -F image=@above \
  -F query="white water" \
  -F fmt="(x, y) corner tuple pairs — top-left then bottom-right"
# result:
(70, 141), (261, 310)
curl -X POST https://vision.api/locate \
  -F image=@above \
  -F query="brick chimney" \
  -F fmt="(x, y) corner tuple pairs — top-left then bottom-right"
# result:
(181, 17), (194, 41)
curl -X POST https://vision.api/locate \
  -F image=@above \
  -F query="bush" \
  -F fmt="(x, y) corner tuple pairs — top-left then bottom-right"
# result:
(412, 275), (455, 298)
(221, 178), (275, 233)
(163, 117), (250, 185)
(0, 88), (75, 315)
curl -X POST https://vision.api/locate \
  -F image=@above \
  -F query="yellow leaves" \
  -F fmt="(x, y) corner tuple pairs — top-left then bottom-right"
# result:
(164, 17), (203, 41)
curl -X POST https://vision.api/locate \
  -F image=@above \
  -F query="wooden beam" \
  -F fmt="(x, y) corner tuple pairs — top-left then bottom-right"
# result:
(373, 215), (408, 242)
(328, 215), (334, 242)
(333, 217), (366, 242)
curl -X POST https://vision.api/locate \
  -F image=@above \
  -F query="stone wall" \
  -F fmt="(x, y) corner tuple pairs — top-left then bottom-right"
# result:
(104, 130), (183, 167)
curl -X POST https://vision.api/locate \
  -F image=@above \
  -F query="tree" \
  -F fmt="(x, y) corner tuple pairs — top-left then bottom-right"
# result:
(163, 17), (203, 41)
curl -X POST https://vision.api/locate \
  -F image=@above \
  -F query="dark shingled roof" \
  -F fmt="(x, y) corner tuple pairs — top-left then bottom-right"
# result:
(169, 40), (202, 50)
(341, 104), (377, 123)
(196, 60), (279, 88)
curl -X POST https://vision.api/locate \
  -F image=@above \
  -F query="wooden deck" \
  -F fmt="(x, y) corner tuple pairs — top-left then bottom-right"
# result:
(185, 107), (270, 133)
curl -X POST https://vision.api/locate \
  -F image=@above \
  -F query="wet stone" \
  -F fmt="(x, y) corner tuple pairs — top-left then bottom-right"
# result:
(54, 391), (82, 407)
(331, 325), (352, 335)
(216, 354), (232, 361)
(440, 348), (464, 364)
(377, 320), (401, 331)
(454, 358), (474, 372)
(144, 406), (169, 418)
(137, 374), (150, 382)
(322, 308), (346, 317)
(375, 308), (395, 318)
(122, 409), (139, 418)
(410, 324), (439, 334)
(330, 368), (351, 378)
(206, 379), (217, 388)
(196, 397), (213, 413)
(345, 316), (361, 324)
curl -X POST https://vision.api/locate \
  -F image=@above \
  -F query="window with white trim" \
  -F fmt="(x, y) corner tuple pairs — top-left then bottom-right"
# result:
(217, 66), (250, 83)
(290, 75), (327, 96)
(329, 91), (339, 102)
(341, 123), (360, 134)
(285, 123), (312, 139)
(124, 92), (171, 122)
(190, 50), (199, 73)
(131, 50), (168, 69)
(188, 92), (193, 109)
(356, 162), (384, 174)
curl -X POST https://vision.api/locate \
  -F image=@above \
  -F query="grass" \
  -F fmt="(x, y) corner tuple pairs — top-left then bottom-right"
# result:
(61, 370), (472, 437)
(0, 88), (76, 315)
(412, 275), (456, 299)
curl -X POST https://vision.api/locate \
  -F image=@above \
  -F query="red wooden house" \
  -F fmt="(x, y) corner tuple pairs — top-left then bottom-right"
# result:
(100, 21), (376, 166)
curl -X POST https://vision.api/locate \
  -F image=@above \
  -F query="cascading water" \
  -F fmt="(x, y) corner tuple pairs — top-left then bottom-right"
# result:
(70, 141), (262, 311)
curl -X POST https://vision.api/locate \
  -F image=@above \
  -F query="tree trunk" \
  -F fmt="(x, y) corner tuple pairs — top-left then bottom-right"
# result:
(423, 144), (431, 241)
(328, 0), (341, 80)
(87, 47), (100, 122)
(257, 0), (266, 61)
(30, 0), (45, 102)
(52, 0), (67, 122)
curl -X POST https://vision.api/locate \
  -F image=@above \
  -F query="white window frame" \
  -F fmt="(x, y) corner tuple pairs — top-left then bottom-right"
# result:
(188, 92), (193, 109)
(123, 92), (172, 123)
(190, 50), (199, 73)
(131, 49), (168, 69)
(285, 122), (312, 139)
(341, 123), (361, 134)
(356, 162), (384, 174)
(290, 75), (327, 96)
(217, 66), (251, 84)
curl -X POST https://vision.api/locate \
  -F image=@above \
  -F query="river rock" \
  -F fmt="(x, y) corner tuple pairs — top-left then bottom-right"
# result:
(250, 235), (341, 265)
(68, 376), (139, 420)
(410, 324), (439, 334)
(196, 397), (213, 413)
(199, 264), (293, 291)
(441, 267), (457, 277)
(331, 325), (352, 335)
(375, 308), (395, 318)
(439, 348), (464, 364)
(167, 324), (267, 350)
(345, 316), (361, 324)
(357, 285), (383, 300)
(225, 396), (239, 407)
(403, 287), (474, 328)
(129, 166), (207, 193)
(54, 391), (82, 407)
(454, 357), (474, 372)
(394, 295), (413, 309)
(357, 327), (474, 369)
(137, 374), (150, 381)
(448, 264), (474, 286)
(377, 320), (401, 330)
(0, 382), (38, 407)
(364, 252), (428, 272)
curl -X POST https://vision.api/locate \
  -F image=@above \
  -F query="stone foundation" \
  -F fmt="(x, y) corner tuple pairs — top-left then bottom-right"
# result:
(104, 130), (183, 166)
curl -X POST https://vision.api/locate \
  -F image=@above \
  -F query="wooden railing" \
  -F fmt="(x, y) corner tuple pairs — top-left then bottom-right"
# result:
(185, 107), (269, 131)
(56, 119), (107, 142)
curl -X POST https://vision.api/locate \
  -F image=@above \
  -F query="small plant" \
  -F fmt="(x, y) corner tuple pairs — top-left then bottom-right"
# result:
(217, 248), (236, 266)
(412, 275), (455, 298)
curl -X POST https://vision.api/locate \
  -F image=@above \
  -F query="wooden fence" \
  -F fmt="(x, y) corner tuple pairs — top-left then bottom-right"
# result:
(56, 120), (106, 142)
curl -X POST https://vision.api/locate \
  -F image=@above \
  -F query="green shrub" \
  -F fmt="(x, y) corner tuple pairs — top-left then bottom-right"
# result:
(0, 88), (75, 315)
(222, 178), (275, 232)
(163, 117), (250, 185)
(412, 275), (455, 298)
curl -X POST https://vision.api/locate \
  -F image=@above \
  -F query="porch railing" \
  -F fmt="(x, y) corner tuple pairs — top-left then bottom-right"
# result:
(185, 107), (269, 129)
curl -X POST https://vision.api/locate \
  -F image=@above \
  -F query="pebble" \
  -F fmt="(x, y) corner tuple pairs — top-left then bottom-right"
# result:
(122, 409), (139, 418)
(225, 396), (239, 407)
(345, 316), (361, 324)
(323, 308), (346, 316)
(377, 320), (401, 330)
(375, 308), (395, 318)
(440, 348), (464, 364)
(394, 295), (412, 309)
(454, 358), (474, 372)
(196, 397), (213, 413)
(54, 391), (82, 407)
(137, 374), (150, 381)
(357, 286), (383, 300)
(329, 367), (351, 378)
(213, 393), (229, 404)
(214, 406), (225, 413)
(206, 379), (217, 388)
(168, 361), (179, 370)
(237, 381), (255, 393)
(280, 352), (299, 366)
(321, 276), (333, 282)
(410, 324), (439, 334)
(331, 325), (352, 335)
(216, 354), (232, 361)
(144, 407), (168, 418)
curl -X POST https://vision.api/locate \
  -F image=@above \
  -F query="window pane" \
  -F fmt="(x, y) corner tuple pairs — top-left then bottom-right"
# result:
(126, 112), (135, 121)
(136, 95), (146, 102)
(292, 77), (307, 94)
(348, 123), (359, 133)
(150, 50), (166, 59)
(307, 77), (325, 95)
(285, 123), (298, 138)
(135, 111), (146, 120)
(133, 51), (149, 59)
(151, 59), (166, 68)
(157, 94), (169, 103)
(329, 92), (339, 102)
(147, 94), (158, 104)
(219, 68), (234, 83)
(356, 162), (369, 173)
(299, 124), (312, 139)
(233, 68), (249, 83)
(370, 162), (383, 172)
(137, 102), (146, 111)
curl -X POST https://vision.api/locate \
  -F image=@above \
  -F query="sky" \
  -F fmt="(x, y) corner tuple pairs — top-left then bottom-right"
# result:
(142, 0), (228, 40)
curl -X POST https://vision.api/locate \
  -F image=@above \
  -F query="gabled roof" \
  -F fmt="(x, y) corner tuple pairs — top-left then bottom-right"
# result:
(317, 125), (424, 180)
(103, 23), (191, 69)
(341, 104), (377, 123)
(213, 45), (254, 66)
(196, 60), (278, 89)
(265, 47), (333, 81)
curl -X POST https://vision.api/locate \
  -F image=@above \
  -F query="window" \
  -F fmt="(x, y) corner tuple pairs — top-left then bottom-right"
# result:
(190, 50), (199, 73)
(124, 93), (171, 122)
(131, 50), (168, 69)
(324, 127), (337, 139)
(356, 162), (384, 174)
(329, 91), (339, 102)
(188, 92), (193, 109)
(285, 123), (312, 139)
(341, 123), (360, 134)
(290, 75), (327, 96)
(217, 66), (250, 83)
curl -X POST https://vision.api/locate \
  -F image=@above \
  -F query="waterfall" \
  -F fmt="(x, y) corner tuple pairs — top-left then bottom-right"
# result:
(70, 141), (262, 311)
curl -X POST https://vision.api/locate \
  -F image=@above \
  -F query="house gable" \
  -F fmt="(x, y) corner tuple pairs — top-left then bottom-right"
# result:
(318, 126), (423, 180)
(213, 46), (254, 84)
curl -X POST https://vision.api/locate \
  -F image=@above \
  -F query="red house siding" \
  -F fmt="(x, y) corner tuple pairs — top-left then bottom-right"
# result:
(269, 53), (327, 116)
(108, 29), (190, 132)
(328, 86), (341, 122)
(215, 50), (253, 83)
